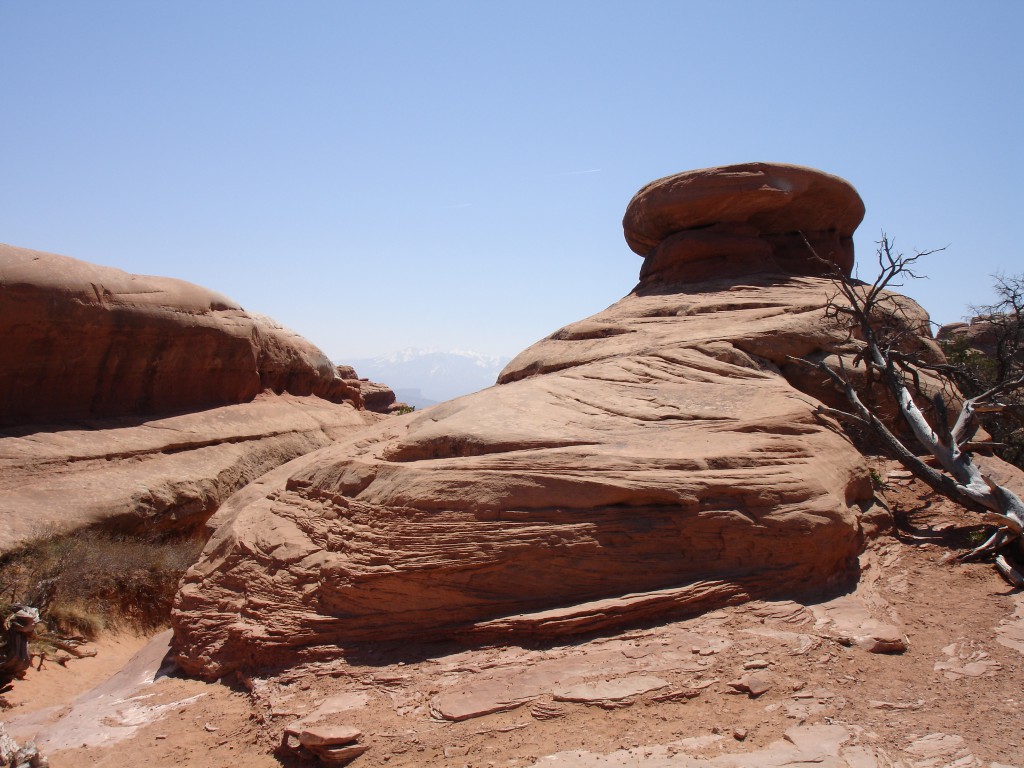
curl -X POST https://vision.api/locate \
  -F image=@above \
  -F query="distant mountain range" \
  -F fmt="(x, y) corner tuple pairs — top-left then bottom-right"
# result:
(343, 348), (513, 409)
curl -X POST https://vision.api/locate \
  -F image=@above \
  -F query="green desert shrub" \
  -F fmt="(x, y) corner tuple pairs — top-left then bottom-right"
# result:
(0, 529), (204, 638)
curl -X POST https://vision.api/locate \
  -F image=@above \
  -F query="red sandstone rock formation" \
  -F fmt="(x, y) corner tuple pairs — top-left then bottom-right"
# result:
(0, 243), (358, 426)
(624, 163), (863, 284)
(336, 365), (408, 414)
(0, 245), (388, 550)
(0, 393), (380, 550)
(171, 163), (936, 679)
(938, 317), (1023, 364)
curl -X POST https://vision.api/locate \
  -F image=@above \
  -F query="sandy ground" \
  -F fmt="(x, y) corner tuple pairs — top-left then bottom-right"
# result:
(2, 462), (1023, 767)
(3, 633), (150, 716)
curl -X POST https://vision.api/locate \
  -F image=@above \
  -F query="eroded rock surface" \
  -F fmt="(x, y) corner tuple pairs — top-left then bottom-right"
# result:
(623, 162), (864, 283)
(20, 463), (1024, 767)
(172, 163), (935, 679)
(0, 394), (379, 550)
(0, 243), (358, 426)
(336, 365), (408, 414)
(0, 245), (387, 549)
(938, 316), (1023, 364)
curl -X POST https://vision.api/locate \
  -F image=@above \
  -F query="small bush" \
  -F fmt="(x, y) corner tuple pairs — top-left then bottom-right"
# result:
(0, 529), (204, 638)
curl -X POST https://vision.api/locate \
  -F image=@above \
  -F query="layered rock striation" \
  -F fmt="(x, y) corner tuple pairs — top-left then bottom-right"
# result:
(622, 162), (864, 285)
(336, 365), (408, 414)
(0, 394), (378, 551)
(0, 245), (385, 550)
(172, 163), (935, 679)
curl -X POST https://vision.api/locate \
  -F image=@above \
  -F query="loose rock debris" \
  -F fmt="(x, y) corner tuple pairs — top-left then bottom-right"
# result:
(7, 499), (1024, 767)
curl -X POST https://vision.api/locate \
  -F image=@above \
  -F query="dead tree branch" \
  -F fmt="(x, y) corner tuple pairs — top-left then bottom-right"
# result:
(796, 234), (1024, 580)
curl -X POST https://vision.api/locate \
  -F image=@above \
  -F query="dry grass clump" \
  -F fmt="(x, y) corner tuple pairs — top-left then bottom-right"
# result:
(0, 529), (204, 638)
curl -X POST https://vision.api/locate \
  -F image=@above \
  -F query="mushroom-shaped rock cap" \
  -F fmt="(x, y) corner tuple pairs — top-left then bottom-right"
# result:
(623, 163), (865, 257)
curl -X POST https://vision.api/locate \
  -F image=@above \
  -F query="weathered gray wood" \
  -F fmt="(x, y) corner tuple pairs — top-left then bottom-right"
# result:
(798, 234), (1024, 581)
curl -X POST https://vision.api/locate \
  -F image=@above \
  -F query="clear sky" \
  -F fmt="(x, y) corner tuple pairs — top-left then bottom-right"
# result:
(2, 2), (1021, 360)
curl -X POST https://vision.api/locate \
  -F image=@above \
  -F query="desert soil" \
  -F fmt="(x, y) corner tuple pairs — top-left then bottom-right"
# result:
(3, 462), (1023, 768)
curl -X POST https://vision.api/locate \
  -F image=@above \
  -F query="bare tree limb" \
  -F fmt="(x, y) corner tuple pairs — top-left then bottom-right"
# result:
(796, 234), (1024, 583)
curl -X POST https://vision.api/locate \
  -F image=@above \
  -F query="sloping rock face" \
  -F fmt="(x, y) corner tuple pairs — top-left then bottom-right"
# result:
(0, 243), (358, 426)
(0, 245), (386, 551)
(172, 163), (934, 679)
(0, 394), (379, 551)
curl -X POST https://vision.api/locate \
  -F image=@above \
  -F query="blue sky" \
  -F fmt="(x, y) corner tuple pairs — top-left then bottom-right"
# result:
(2, 2), (1021, 360)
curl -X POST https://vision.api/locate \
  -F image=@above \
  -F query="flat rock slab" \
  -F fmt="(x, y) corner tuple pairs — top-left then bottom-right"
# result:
(810, 595), (907, 654)
(727, 672), (771, 698)
(285, 691), (372, 733)
(314, 692), (371, 714)
(903, 733), (971, 761)
(530, 724), (878, 766)
(428, 651), (626, 721)
(529, 724), (1008, 767)
(428, 632), (723, 722)
(996, 593), (1024, 655)
(429, 683), (537, 722)
(552, 675), (670, 705)
(298, 725), (362, 748)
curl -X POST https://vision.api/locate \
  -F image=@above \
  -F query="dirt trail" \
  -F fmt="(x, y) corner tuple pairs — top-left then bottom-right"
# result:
(3, 632), (149, 716)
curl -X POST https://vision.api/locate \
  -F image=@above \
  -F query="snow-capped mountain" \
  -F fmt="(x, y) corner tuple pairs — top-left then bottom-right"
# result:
(343, 348), (513, 408)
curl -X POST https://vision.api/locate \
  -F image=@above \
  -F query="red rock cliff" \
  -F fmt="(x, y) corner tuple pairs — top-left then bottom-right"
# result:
(0, 243), (357, 426)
